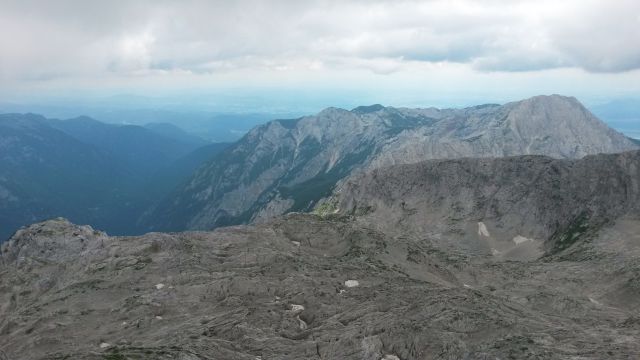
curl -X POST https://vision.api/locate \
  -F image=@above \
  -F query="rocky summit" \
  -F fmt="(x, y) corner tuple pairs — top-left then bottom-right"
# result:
(2, 151), (640, 359)
(143, 95), (638, 233)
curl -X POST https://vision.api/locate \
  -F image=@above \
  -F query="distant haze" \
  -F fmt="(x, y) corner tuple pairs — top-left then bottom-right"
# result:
(0, 0), (639, 136)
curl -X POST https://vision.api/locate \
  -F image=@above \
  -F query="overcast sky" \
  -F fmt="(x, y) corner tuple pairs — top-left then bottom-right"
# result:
(1, 0), (640, 110)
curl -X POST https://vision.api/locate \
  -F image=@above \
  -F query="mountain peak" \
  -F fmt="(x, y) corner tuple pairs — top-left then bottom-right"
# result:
(514, 94), (583, 109)
(1, 217), (107, 266)
(351, 104), (386, 114)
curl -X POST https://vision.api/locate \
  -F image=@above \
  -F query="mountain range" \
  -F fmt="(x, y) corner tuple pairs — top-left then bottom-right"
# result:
(0, 113), (228, 240)
(2, 95), (637, 242)
(143, 95), (638, 232)
(2, 94), (640, 359)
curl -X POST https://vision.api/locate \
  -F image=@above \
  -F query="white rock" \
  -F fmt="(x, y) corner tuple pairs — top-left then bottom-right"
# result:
(290, 304), (305, 313)
(513, 235), (531, 244)
(297, 315), (308, 330)
(463, 284), (472, 289)
(477, 222), (490, 237)
(291, 241), (301, 246)
(99, 342), (111, 349)
(155, 283), (165, 290)
(155, 316), (163, 320)
(382, 355), (400, 360)
(345, 280), (359, 288)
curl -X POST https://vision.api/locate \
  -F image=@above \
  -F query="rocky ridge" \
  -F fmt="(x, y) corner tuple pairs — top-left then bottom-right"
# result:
(325, 150), (640, 260)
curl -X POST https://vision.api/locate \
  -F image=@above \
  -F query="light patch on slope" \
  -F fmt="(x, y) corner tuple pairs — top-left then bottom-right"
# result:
(513, 235), (532, 245)
(345, 280), (359, 287)
(297, 315), (308, 330)
(326, 150), (341, 172)
(478, 222), (490, 237)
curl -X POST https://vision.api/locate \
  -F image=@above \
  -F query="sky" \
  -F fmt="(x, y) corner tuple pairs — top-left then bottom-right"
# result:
(1, 0), (640, 113)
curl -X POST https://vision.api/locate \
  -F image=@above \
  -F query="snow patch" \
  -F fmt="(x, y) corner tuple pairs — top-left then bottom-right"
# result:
(589, 297), (602, 306)
(513, 235), (531, 245)
(297, 315), (308, 330)
(382, 355), (400, 360)
(99, 342), (111, 349)
(155, 283), (165, 290)
(478, 222), (490, 237)
(345, 280), (360, 288)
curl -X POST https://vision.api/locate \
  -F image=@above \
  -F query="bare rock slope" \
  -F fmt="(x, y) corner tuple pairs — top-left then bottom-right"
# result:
(327, 151), (640, 260)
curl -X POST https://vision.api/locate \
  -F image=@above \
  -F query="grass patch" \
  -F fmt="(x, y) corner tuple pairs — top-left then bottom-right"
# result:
(549, 213), (590, 254)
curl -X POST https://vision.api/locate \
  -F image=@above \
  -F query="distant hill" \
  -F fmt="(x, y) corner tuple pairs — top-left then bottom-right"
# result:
(0, 114), (127, 240)
(0, 113), (221, 241)
(182, 113), (280, 142)
(49, 116), (207, 179)
(143, 122), (210, 147)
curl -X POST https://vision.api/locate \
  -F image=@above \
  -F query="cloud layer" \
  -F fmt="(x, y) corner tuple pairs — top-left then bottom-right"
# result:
(1, 0), (639, 84)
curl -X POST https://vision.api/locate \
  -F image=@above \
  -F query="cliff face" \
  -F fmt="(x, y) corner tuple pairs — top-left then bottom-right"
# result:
(144, 95), (638, 232)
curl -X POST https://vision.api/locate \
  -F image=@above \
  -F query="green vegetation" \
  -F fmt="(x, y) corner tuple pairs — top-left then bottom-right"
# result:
(549, 213), (590, 254)
(313, 198), (338, 217)
(280, 141), (376, 212)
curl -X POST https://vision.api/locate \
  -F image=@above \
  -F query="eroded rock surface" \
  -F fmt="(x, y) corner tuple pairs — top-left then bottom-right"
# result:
(2, 210), (640, 359)
(329, 151), (640, 259)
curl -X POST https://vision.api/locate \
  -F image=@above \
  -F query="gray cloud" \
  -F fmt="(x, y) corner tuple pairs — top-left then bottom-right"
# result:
(0, 0), (639, 83)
